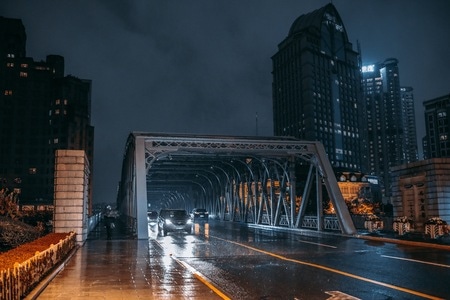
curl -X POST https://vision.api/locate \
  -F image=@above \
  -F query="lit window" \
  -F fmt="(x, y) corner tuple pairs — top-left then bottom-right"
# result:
(55, 109), (60, 115)
(6, 62), (14, 67)
(55, 99), (60, 105)
(29, 168), (37, 174)
(54, 138), (59, 144)
(4, 90), (13, 96)
(20, 72), (28, 77)
(64, 99), (68, 105)
(20, 63), (28, 68)
(7, 54), (15, 58)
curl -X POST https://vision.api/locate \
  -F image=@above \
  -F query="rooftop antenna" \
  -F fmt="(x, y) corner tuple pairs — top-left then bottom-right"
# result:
(357, 39), (362, 68)
(255, 112), (258, 136)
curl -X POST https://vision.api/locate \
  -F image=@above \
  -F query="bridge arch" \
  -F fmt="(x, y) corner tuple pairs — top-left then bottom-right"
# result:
(117, 132), (356, 238)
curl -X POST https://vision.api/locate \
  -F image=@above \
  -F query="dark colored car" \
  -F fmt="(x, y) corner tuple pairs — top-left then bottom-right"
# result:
(147, 210), (158, 226)
(190, 208), (209, 222)
(158, 209), (192, 236)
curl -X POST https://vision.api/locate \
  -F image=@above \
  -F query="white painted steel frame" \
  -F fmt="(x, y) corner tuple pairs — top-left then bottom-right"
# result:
(118, 132), (356, 239)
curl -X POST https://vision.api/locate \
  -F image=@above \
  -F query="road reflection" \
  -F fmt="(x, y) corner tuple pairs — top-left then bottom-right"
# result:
(193, 222), (209, 237)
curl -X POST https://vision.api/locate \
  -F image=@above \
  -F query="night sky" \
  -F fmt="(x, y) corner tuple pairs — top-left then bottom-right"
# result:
(1, 1), (449, 205)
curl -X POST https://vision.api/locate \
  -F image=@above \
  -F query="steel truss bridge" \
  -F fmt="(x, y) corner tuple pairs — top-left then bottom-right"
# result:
(117, 132), (356, 239)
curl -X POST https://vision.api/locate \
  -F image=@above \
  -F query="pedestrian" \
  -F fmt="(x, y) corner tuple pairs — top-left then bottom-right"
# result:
(104, 205), (115, 240)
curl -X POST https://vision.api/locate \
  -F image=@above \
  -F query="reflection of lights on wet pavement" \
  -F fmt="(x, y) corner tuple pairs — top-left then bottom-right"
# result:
(194, 223), (210, 237)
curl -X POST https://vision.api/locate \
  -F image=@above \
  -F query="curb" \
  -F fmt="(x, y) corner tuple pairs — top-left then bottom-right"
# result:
(355, 234), (450, 251)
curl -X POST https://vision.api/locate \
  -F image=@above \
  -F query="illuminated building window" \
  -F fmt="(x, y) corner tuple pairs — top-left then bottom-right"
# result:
(56, 99), (60, 105)
(440, 134), (447, 141)
(438, 111), (447, 118)
(20, 72), (28, 77)
(20, 63), (28, 68)
(55, 109), (60, 115)
(7, 54), (15, 58)
(54, 138), (59, 144)
(64, 99), (68, 105)
(29, 167), (37, 174)
(6, 62), (14, 67)
(4, 90), (13, 96)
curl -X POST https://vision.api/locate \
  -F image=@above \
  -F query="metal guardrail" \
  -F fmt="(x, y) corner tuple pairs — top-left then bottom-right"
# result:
(0, 232), (77, 300)
(301, 216), (341, 231)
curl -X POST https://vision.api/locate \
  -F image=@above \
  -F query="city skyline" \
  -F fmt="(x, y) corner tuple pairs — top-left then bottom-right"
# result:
(1, 0), (449, 204)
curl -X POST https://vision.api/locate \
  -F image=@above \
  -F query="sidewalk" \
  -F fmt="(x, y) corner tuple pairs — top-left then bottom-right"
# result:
(27, 218), (222, 300)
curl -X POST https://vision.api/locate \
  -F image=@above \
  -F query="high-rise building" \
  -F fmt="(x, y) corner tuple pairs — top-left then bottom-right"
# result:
(361, 58), (417, 198)
(423, 93), (450, 158)
(401, 86), (418, 162)
(272, 3), (365, 172)
(0, 16), (94, 206)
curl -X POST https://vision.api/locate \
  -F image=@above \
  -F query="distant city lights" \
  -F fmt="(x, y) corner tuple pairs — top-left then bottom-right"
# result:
(362, 64), (375, 73)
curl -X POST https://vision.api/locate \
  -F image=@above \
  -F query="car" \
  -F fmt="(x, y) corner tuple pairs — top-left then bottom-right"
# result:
(190, 208), (209, 222)
(147, 210), (158, 226)
(158, 209), (192, 236)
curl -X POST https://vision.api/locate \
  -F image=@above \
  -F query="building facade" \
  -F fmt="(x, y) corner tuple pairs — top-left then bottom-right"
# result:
(0, 16), (94, 206)
(401, 86), (418, 162)
(272, 3), (365, 172)
(423, 93), (450, 158)
(391, 159), (450, 231)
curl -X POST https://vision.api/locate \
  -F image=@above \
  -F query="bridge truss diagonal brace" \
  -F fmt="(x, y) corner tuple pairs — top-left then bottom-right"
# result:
(309, 143), (357, 235)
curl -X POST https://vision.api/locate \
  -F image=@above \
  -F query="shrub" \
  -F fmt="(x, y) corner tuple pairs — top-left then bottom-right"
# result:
(0, 216), (41, 252)
(0, 232), (70, 271)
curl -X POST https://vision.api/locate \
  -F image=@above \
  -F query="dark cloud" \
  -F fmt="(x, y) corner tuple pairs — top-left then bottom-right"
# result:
(1, 0), (449, 204)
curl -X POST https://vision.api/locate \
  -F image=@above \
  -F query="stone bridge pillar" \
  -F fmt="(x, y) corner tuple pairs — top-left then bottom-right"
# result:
(53, 150), (90, 245)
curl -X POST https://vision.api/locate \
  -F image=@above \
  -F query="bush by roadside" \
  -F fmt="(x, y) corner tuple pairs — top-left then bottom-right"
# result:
(0, 232), (70, 271)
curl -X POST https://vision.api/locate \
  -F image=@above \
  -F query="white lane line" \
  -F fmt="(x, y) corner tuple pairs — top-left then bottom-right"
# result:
(381, 255), (450, 268)
(297, 239), (337, 248)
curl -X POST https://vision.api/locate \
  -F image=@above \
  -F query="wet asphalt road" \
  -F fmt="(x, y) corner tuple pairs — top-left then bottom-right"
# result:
(152, 220), (450, 300)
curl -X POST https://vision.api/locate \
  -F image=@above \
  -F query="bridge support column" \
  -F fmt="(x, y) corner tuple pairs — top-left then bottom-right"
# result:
(135, 137), (148, 239)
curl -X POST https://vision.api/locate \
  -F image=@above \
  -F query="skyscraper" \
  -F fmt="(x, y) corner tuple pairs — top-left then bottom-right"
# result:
(423, 93), (450, 158)
(272, 3), (365, 172)
(401, 86), (418, 162)
(361, 58), (417, 198)
(0, 16), (94, 206)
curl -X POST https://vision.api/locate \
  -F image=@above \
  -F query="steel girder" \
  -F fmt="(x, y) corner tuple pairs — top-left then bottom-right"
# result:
(117, 132), (356, 239)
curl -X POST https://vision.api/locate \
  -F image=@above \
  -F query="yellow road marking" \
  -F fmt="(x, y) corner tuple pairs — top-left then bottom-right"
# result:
(212, 235), (444, 300)
(171, 254), (231, 300)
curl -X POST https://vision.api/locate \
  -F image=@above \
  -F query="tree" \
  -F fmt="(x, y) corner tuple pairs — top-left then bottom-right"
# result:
(0, 188), (21, 220)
